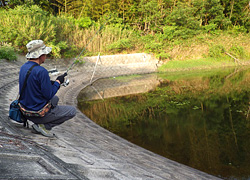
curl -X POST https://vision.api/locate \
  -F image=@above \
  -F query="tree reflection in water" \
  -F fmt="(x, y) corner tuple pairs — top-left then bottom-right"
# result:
(78, 67), (250, 180)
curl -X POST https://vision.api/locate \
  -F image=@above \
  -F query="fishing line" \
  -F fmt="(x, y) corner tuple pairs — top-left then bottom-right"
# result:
(66, 15), (111, 74)
(63, 14), (111, 101)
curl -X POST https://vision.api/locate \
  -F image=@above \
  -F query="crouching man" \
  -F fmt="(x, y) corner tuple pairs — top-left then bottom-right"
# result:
(19, 40), (76, 137)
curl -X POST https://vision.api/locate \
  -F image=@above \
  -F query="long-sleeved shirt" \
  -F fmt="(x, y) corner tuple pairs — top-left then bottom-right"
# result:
(19, 61), (60, 111)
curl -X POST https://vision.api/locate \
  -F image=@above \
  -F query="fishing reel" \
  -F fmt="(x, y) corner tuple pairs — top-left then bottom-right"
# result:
(62, 78), (70, 87)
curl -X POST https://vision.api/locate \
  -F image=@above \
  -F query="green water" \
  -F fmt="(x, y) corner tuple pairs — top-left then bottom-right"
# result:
(78, 67), (250, 180)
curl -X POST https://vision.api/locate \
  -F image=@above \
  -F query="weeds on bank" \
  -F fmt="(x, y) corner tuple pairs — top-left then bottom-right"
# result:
(0, 5), (135, 58)
(0, 44), (17, 61)
(1, 5), (250, 69)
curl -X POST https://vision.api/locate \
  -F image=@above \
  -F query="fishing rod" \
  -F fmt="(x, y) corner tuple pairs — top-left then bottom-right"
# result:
(61, 15), (111, 87)
(66, 15), (111, 74)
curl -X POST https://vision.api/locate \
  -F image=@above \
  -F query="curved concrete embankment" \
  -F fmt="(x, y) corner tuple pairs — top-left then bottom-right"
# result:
(0, 54), (221, 180)
(78, 74), (161, 101)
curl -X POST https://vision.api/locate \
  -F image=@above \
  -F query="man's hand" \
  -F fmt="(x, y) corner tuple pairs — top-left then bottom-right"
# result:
(56, 73), (67, 84)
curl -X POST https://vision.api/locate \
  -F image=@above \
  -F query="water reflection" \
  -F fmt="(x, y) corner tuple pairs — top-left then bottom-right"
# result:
(78, 67), (250, 180)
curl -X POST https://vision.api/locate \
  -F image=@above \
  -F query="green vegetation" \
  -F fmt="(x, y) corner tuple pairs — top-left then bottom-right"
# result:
(110, 74), (142, 81)
(0, 1), (250, 67)
(158, 58), (236, 72)
(0, 5), (135, 59)
(0, 44), (17, 61)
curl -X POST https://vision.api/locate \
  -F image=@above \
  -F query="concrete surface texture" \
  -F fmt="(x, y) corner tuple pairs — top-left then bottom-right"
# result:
(0, 53), (221, 180)
(78, 74), (161, 101)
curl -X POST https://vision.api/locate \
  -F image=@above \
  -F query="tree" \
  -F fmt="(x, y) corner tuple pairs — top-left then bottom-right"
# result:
(136, 0), (169, 33)
(51, 0), (83, 16)
(221, 0), (249, 28)
(117, 0), (134, 23)
(193, 0), (231, 29)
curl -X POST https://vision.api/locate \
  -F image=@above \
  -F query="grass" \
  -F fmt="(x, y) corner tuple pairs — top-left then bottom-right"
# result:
(158, 57), (243, 72)
(157, 65), (242, 81)
(110, 74), (142, 81)
(1, 5), (250, 70)
(0, 45), (17, 61)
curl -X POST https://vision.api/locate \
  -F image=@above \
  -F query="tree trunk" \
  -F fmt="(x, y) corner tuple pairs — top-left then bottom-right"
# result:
(65, 0), (67, 14)
(229, 0), (234, 20)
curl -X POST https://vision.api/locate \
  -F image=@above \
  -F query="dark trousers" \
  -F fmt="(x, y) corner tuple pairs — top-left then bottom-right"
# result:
(27, 96), (76, 130)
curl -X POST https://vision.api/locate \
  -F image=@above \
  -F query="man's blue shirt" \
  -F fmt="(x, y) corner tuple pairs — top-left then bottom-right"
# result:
(19, 61), (60, 111)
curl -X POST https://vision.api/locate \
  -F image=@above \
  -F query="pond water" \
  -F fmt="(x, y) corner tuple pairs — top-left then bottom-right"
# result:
(77, 67), (250, 180)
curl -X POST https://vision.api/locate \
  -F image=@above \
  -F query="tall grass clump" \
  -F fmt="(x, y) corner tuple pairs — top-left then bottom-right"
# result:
(0, 5), (81, 58)
(0, 44), (17, 61)
(229, 45), (247, 59)
(0, 6), (55, 51)
(106, 39), (133, 53)
(207, 45), (226, 58)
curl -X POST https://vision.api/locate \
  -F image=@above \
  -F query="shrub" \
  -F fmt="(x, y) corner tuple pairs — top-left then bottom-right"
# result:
(161, 26), (200, 40)
(174, 28), (201, 39)
(162, 26), (178, 41)
(208, 45), (226, 58)
(0, 5), (56, 52)
(47, 43), (61, 58)
(75, 17), (93, 28)
(232, 26), (247, 34)
(106, 39), (133, 53)
(144, 42), (163, 54)
(229, 45), (245, 58)
(63, 44), (79, 58)
(155, 52), (170, 61)
(203, 23), (217, 33)
(0, 45), (17, 61)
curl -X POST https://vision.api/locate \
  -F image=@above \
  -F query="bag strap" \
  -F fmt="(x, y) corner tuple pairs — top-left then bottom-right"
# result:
(18, 64), (38, 101)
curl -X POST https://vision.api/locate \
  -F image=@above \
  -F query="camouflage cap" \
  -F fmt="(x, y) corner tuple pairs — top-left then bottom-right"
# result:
(26, 40), (52, 59)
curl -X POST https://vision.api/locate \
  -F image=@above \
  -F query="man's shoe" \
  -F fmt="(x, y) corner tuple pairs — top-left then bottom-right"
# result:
(32, 124), (55, 138)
